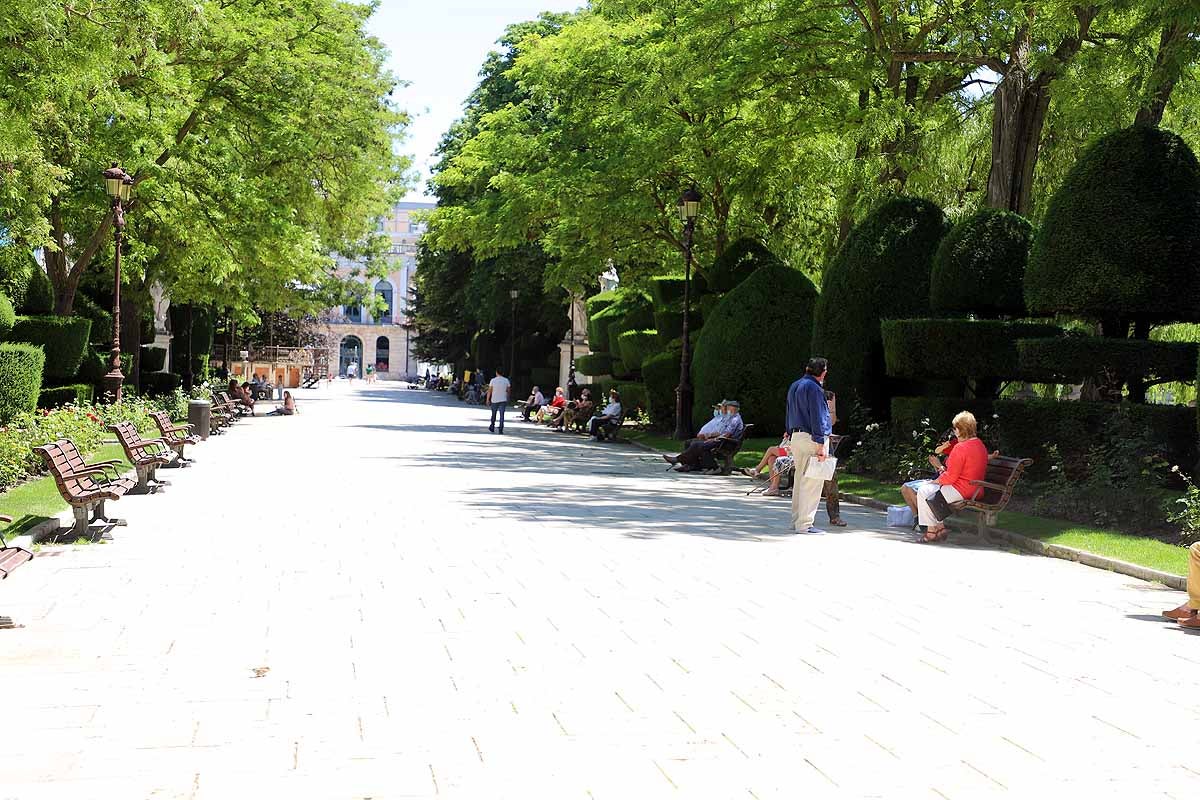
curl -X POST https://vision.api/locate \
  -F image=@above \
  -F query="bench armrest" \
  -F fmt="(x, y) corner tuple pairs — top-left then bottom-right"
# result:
(968, 479), (1013, 492)
(161, 423), (192, 433)
(64, 464), (120, 479)
(0, 515), (10, 524)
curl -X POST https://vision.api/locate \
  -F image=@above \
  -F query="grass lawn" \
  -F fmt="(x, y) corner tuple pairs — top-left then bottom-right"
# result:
(0, 442), (133, 537)
(626, 430), (779, 469)
(839, 473), (1190, 576)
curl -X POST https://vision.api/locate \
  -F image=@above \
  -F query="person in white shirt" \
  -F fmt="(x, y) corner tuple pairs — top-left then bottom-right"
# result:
(522, 386), (545, 422)
(588, 390), (623, 440)
(486, 368), (512, 434)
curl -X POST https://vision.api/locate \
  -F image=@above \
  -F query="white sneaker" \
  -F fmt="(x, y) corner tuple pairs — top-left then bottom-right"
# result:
(804, 526), (824, 534)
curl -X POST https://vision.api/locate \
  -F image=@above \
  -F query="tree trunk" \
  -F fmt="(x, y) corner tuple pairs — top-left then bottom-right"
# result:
(1135, 23), (1186, 127)
(985, 68), (1050, 215)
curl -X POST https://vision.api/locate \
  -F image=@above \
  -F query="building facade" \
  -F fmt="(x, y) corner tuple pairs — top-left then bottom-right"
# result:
(326, 201), (435, 380)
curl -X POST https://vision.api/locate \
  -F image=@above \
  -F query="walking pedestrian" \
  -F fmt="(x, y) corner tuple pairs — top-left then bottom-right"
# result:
(785, 357), (832, 534)
(486, 367), (511, 434)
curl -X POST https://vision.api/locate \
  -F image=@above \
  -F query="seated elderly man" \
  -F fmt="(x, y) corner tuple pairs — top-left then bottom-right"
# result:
(663, 400), (745, 473)
(588, 390), (624, 440)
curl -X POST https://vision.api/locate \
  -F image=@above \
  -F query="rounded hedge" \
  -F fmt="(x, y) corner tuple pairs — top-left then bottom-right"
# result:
(37, 383), (94, 409)
(1017, 336), (1199, 383)
(0, 343), (45, 423)
(692, 262), (818, 433)
(585, 291), (620, 317)
(1026, 126), (1200, 322)
(653, 309), (684, 345)
(589, 289), (652, 357)
(642, 346), (682, 430)
(0, 294), (14, 340)
(617, 329), (657, 372)
(931, 208), (1033, 317)
(649, 276), (686, 310)
(139, 372), (182, 396)
(575, 352), (613, 377)
(140, 345), (167, 372)
(8, 315), (93, 382)
(705, 238), (779, 294)
(882, 319), (1063, 381)
(811, 196), (949, 418)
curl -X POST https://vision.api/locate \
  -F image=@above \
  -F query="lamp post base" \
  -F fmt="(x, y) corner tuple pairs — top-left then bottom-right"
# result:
(102, 370), (125, 403)
(673, 383), (693, 440)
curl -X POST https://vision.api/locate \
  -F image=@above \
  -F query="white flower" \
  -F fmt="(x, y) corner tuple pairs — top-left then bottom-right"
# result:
(1050, 465), (1059, 471)
(1172, 465), (1181, 473)
(920, 418), (930, 425)
(993, 413), (1000, 419)
(912, 431), (919, 439)
(856, 440), (863, 446)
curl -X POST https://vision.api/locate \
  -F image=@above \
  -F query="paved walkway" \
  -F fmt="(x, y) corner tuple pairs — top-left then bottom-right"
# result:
(1, 383), (1197, 799)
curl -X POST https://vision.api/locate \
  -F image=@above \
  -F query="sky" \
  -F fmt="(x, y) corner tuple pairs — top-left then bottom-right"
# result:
(367, 1), (583, 204)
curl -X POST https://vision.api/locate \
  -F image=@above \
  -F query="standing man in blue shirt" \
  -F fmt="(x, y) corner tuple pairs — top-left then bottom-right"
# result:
(785, 357), (832, 533)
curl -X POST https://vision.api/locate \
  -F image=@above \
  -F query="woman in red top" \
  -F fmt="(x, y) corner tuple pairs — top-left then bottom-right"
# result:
(913, 411), (988, 542)
(537, 387), (569, 424)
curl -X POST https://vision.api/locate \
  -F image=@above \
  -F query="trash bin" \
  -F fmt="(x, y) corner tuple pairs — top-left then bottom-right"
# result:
(188, 399), (212, 441)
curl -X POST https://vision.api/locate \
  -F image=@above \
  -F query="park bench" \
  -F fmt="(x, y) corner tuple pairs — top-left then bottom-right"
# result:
(592, 411), (626, 442)
(0, 515), (32, 581)
(33, 439), (136, 537)
(952, 454), (1034, 534)
(710, 423), (755, 475)
(302, 373), (320, 389)
(109, 421), (174, 491)
(210, 393), (240, 429)
(150, 411), (199, 463)
(0, 514), (33, 629)
(748, 434), (843, 496)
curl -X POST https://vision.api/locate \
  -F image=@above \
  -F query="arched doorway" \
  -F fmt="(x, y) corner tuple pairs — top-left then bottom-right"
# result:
(339, 335), (363, 377)
(375, 336), (390, 373)
(374, 279), (394, 324)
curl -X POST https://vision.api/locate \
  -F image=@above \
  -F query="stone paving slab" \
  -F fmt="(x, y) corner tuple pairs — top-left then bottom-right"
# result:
(1, 382), (1197, 799)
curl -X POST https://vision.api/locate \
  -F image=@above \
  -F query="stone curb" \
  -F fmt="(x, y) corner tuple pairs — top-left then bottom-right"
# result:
(841, 492), (1187, 591)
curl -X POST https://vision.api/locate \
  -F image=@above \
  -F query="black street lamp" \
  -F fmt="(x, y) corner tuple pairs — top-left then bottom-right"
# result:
(101, 162), (134, 402)
(567, 290), (578, 398)
(673, 186), (701, 440)
(509, 289), (519, 377)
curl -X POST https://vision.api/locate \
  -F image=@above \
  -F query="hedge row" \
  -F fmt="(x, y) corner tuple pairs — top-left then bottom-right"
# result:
(612, 381), (647, 413)
(649, 276), (685, 308)
(37, 383), (94, 409)
(0, 343), (45, 423)
(9, 315), (92, 382)
(141, 371), (183, 396)
(882, 320), (1063, 381)
(653, 310), (684, 345)
(75, 292), (114, 346)
(642, 347), (681, 430)
(140, 345), (167, 372)
(0, 294), (14, 339)
(617, 329), (658, 372)
(1016, 337), (1199, 383)
(585, 291), (620, 317)
(575, 353), (613, 377)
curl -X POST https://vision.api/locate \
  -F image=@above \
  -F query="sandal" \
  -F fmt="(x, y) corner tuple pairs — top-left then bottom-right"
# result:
(921, 526), (946, 543)
(1180, 615), (1200, 629)
(828, 517), (847, 527)
(763, 487), (780, 497)
(739, 467), (759, 478)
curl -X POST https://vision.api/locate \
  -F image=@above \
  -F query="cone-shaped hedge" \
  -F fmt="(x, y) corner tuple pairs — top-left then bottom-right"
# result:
(931, 208), (1033, 317)
(0, 343), (45, 423)
(811, 197), (949, 418)
(1025, 126), (1200, 322)
(692, 262), (818, 433)
(0, 294), (14, 340)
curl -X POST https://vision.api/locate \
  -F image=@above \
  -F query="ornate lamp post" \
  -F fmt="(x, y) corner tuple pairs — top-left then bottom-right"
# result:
(102, 163), (134, 402)
(673, 187), (701, 440)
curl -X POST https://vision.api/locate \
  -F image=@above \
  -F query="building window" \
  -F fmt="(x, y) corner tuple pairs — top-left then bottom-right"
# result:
(375, 336), (390, 372)
(374, 279), (393, 324)
(345, 304), (362, 323)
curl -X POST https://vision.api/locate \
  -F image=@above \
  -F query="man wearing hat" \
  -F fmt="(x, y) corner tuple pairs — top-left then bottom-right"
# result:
(663, 400), (745, 472)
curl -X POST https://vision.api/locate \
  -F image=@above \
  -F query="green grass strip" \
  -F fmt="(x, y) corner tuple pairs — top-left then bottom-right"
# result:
(0, 442), (134, 536)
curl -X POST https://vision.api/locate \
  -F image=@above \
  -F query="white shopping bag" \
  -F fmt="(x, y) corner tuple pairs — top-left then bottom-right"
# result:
(802, 455), (837, 481)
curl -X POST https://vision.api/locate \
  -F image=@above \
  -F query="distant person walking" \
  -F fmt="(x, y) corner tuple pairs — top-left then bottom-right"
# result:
(486, 367), (511, 434)
(785, 357), (832, 534)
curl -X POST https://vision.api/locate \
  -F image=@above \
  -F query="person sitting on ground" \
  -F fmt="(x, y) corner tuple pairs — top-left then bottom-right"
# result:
(555, 389), (593, 431)
(537, 387), (568, 423)
(268, 391), (297, 416)
(522, 386), (546, 421)
(588, 390), (623, 440)
(663, 400), (745, 472)
(1163, 542), (1200, 628)
(899, 411), (988, 543)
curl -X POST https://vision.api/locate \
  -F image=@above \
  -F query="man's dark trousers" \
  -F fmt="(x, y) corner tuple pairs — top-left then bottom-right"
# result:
(489, 402), (506, 433)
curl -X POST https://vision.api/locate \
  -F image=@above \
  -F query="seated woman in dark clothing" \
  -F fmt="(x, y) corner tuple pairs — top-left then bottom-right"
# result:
(553, 389), (592, 430)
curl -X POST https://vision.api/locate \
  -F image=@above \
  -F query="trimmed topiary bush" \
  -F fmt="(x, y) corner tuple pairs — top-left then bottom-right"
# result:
(74, 292), (114, 345)
(586, 291), (620, 317)
(140, 372), (183, 396)
(705, 238), (780, 294)
(1026, 126), (1200, 323)
(140, 345), (167, 372)
(882, 320), (1063, 382)
(811, 196), (950, 418)
(1017, 337), (1199, 383)
(612, 382), (647, 413)
(890, 397), (996, 444)
(649, 276), (686, 309)
(590, 289), (652, 357)
(0, 294), (14, 340)
(0, 343), (45, 423)
(617, 330), (657, 373)
(21, 260), (53, 314)
(0, 247), (53, 314)
(37, 383), (94, 409)
(692, 262), (819, 433)
(642, 346), (682, 429)
(931, 208), (1033, 317)
(8, 315), (92, 382)
(653, 310), (684, 345)
(575, 353), (613, 377)
(169, 306), (215, 378)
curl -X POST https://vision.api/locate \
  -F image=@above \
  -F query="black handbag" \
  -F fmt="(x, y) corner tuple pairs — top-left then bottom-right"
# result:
(925, 488), (955, 522)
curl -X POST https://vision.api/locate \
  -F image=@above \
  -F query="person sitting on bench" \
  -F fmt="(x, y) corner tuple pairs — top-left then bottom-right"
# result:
(900, 411), (988, 543)
(1163, 542), (1200, 628)
(228, 379), (254, 413)
(537, 387), (568, 423)
(663, 400), (744, 472)
(588, 390), (623, 439)
(554, 389), (593, 430)
(522, 386), (546, 421)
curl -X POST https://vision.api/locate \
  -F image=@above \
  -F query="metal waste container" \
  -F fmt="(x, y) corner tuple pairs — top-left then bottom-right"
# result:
(188, 399), (212, 440)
